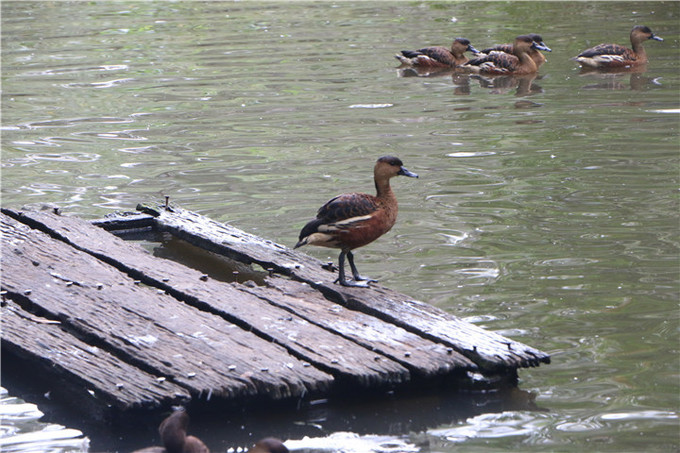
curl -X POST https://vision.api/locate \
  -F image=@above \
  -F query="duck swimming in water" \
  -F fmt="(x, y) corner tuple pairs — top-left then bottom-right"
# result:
(247, 438), (289, 453)
(479, 33), (551, 67)
(461, 35), (544, 75)
(573, 25), (663, 69)
(396, 37), (480, 67)
(132, 409), (209, 453)
(295, 156), (418, 287)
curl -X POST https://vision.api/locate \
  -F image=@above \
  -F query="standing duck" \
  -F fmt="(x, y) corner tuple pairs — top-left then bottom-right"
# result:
(396, 38), (480, 67)
(461, 35), (542, 75)
(479, 33), (551, 67)
(295, 156), (418, 287)
(573, 25), (663, 69)
(132, 409), (209, 453)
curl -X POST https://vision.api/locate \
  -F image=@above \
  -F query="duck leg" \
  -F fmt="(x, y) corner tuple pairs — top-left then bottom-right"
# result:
(335, 251), (373, 287)
(347, 251), (378, 284)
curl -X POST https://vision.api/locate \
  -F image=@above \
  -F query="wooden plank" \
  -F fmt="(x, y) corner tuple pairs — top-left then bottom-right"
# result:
(6, 209), (415, 386)
(1, 299), (190, 411)
(242, 278), (476, 378)
(147, 206), (550, 371)
(1, 213), (333, 404)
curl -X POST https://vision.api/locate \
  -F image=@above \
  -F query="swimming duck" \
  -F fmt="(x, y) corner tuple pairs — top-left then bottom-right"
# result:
(479, 33), (551, 67)
(247, 437), (289, 453)
(396, 38), (480, 67)
(573, 25), (663, 69)
(295, 156), (418, 287)
(132, 409), (209, 453)
(461, 35), (541, 75)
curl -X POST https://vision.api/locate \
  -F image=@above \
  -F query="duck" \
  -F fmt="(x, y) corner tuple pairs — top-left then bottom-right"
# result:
(247, 437), (289, 453)
(573, 25), (663, 69)
(396, 38), (480, 67)
(479, 33), (551, 67)
(460, 35), (541, 75)
(132, 409), (209, 453)
(295, 156), (418, 287)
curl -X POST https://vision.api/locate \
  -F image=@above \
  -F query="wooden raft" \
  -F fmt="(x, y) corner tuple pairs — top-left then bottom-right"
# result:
(0, 205), (549, 413)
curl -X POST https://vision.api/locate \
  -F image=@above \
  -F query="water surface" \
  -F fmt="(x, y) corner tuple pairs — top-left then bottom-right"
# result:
(2, 2), (678, 452)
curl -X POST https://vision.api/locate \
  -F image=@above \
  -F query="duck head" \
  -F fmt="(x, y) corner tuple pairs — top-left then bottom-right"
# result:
(375, 156), (418, 180)
(631, 25), (663, 42)
(528, 33), (552, 52)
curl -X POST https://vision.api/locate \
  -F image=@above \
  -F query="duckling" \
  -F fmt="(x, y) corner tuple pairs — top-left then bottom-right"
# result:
(573, 25), (663, 69)
(132, 409), (209, 453)
(396, 38), (480, 67)
(295, 156), (418, 287)
(247, 437), (289, 453)
(461, 35), (540, 75)
(479, 33), (551, 67)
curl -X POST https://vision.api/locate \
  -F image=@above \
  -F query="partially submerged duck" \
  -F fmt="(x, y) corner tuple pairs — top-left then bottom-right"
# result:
(295, 156), (418, 287)
(573, 25), (663, 69)
(461, 35), (543, 75)
(247, 438), (289, 453)
(133, 409), (209, 453)
(479, 33), (551, 67)
(396, 38), (480, 67)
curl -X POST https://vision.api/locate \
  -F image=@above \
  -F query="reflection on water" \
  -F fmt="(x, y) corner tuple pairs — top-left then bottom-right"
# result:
(0, 388), (89, 453)
(1, 1), (679, 452)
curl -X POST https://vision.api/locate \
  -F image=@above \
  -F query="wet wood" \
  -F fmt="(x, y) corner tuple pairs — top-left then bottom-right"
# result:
(1, 213), (333, 407)
(1, 204), (550, 415)
(2, 299), (191, 410)
(147, 205), (550, 370)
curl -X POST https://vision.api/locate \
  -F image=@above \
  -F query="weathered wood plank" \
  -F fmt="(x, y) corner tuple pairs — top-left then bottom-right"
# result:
(1, 300), (190, 411)
(147, 206), (550, 371)
(1, 213), (333, 403)
(242, 278), (476, 378)
(6, 209), (415, 386)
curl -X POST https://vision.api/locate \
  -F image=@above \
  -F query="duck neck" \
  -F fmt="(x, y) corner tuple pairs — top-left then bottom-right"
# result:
(632, 40), (647, 61)
(517, 50), (537, 71)
(375, 177), (395, 201)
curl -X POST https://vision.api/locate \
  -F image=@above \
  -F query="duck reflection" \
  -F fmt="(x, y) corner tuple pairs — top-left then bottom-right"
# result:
(471, 73), (543, 97)
(577, 66), (661, 91)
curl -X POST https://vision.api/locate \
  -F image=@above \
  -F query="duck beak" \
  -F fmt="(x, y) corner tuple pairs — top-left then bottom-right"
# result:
(651, 34), (664, 41)
(533, 41), (552, 52)
(468, 44), (481, 54)
(398, 167), (418, 178)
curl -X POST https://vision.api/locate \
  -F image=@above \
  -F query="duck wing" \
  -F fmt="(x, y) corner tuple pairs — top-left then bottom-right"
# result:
(577, 43), (632, 58)
(316, 193), (379, 224)
(465, 52), (519, 74)
(480, 44), (514, 54)
(400, 46), (454, 66)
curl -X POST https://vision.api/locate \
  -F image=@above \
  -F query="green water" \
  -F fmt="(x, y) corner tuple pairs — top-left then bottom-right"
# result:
(2, 2), (678, 452)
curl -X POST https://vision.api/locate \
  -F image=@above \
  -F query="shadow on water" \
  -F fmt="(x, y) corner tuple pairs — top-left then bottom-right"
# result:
(1, 358), (546, 451)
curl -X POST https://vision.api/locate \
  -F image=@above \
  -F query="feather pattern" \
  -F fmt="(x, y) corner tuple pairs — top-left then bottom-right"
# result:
(294, 156), (418, 287)
(396, 38), (479, 68)
(461, 35), (539, 75)
(573, 25), (663, 69)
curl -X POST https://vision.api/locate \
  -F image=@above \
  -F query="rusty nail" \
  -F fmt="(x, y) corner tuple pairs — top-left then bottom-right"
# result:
(165, 196), (170, 208)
